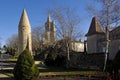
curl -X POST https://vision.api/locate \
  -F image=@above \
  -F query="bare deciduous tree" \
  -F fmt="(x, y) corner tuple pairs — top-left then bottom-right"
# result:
(48, 7), (83, 61)
(87, 0), (120, 30)
(87, 0), (120, 71)
(6, 34), (18, 49)
(6, 34), (18, 56)
(32, 26), (44, 53)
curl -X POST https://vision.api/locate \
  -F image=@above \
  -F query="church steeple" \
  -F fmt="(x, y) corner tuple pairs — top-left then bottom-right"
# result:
(86, 17), (104, 36)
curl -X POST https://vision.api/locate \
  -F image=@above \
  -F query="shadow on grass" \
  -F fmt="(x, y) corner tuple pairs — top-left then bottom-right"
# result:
(38, 66), (102, 72)
(0, 70), (13, 79)
(0, 77), (13, 80)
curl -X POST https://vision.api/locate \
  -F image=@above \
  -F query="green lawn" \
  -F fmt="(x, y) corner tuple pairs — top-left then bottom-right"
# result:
(7, 58), (17, 61)
(1, 69), (107, 78)
(39, 71), (107, 77)
(37, 66), (108, 77)
(5, 59), (108, 77)
(1, 66), (108, 77)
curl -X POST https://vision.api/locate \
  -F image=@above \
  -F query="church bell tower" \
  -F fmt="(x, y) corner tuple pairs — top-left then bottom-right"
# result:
(43, 15), (56, 45)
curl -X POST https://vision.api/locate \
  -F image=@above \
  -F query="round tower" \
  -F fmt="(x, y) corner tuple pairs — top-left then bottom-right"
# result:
(18, 9), (32, 54)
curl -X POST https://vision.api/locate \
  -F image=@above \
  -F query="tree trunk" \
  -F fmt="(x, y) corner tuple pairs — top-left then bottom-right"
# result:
(67, 43), (70, 61)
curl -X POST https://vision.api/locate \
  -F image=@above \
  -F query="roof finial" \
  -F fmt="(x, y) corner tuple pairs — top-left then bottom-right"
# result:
(47, 14), (51, 22)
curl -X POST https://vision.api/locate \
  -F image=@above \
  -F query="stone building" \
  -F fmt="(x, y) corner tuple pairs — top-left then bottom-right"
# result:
(109, 27), (120, 59)
(43, 15), (56, 45)
(86, 17), (105, 53)
(18, 9), (32, 54)
(70, 41), (84, 52)
(86, 17), (120, 60)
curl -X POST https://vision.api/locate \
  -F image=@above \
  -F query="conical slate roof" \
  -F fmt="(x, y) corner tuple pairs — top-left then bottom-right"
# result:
(86, 17), (104, 36)
(18, 9), (30, 27)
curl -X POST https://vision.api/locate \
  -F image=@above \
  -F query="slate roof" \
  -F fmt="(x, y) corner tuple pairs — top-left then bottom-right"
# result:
(86, 17), (104, 36)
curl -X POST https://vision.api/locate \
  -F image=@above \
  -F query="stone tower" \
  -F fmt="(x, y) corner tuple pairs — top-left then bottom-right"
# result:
(43, 15), (56, 45)
(86, 17), (104, 53)
(18, 9), (32, 54)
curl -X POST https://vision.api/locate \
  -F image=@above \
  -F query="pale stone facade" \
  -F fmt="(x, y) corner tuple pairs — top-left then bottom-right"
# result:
(18, 9), (32, 54)
(70, 41), (84, 52)
(86, 17), (120, 60)
(87, 34), (105, 53)
(86, 17), (105, 53)
(43, 15), (56, 45)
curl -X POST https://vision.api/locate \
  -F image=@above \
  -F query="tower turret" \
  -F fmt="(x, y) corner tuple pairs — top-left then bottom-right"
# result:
(86, 17), (104, 53)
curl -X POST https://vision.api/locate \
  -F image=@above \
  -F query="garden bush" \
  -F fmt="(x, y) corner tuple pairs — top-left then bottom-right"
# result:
(44, 47), (57, 66)
(13, 49), (39, 80)
(113, 50), (120, 72)
(55, 55), (66, 67)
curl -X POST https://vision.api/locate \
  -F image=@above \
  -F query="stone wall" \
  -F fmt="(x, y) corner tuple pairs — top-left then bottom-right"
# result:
(69, 53), (105, 70)
(109, 39), (120, 60)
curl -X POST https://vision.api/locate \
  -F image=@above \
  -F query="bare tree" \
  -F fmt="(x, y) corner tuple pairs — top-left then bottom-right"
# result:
(48, 7), (83, 61)
(32, 26), (44, 53)
(87, 0), (120, 30)
(87, 0), (120, 71)
(6, 34), (18, 56)
(6, 34), (18, 49)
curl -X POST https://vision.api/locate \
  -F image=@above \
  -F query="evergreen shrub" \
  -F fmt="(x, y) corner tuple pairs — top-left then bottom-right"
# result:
(55, 55), (66, 67)
(44, 47), (57, 66)
(13, 50), (39, 80)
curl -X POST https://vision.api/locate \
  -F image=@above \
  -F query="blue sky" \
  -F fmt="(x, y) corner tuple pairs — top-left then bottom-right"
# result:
(0, 0), (95, 46)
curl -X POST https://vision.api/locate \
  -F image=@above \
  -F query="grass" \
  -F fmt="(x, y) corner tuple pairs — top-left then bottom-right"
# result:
(39, 71), (107, 77)
(38, 67), (68, 72)
(0, 69), (13, 78)
(1, 69), (107, 78)
(7, 58), (17, 62)
(3, 58), (108, 78)
(37, 66), (108, 77)
(1, 66), (108, 77)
